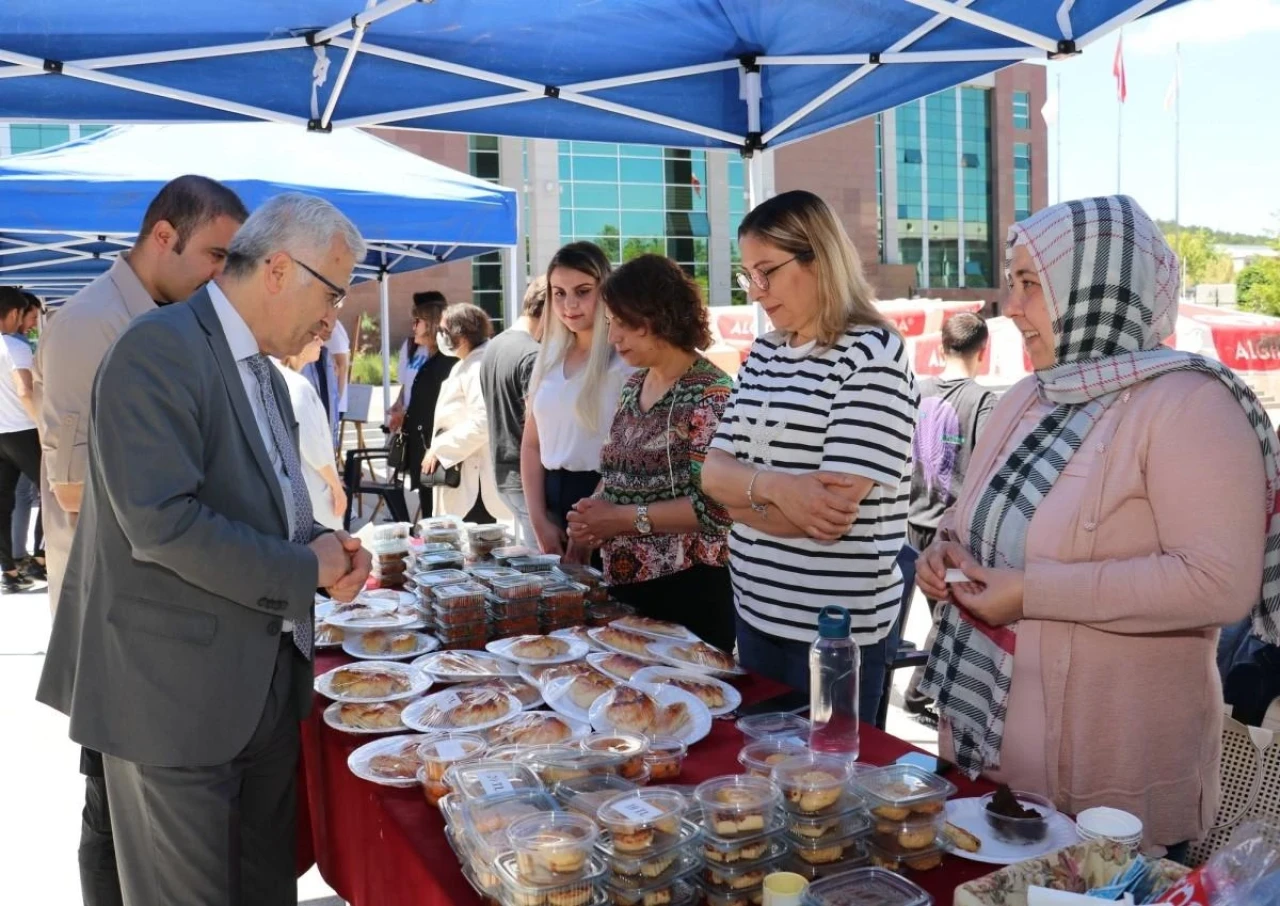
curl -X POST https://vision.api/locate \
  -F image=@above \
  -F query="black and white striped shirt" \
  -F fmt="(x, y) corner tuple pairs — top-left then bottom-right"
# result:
(710, 326), (918, 644)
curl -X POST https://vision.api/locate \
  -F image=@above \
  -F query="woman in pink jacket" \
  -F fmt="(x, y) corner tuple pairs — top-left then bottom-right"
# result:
(916, 195), (1280, 851)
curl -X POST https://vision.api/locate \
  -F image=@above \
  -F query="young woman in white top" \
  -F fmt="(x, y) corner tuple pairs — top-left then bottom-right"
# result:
(424, 303), (512, 524)
(702, 190), (919, 721)
(273, 336), (347, 530)
(521, 242), (631, 558)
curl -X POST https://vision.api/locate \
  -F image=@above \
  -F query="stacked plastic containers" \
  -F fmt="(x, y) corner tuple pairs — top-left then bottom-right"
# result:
(468, 524), (513, 564)
(856, 765), (956, 873)
(367, 523), (413, 590)
(770, 754), (873, 881)
(431, 581), (489, 649)
(595, 788), (704, 906)
(692, 775), (785, 906)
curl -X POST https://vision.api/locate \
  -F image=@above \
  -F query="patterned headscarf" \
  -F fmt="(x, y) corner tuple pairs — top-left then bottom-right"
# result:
(920, 195), (1280, 778)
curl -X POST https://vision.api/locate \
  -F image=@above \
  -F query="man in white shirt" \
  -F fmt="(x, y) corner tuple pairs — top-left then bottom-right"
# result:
(327, 317), (351, 432)
(0, 288), (46, 593)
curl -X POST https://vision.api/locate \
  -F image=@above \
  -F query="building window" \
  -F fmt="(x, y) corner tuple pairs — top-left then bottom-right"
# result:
(728, 155), (747, 305)
(468, 135), (505, 328)
(1014, 142), (1032, 221)
(7, 124), (71, 155)
(559, 142), (711, 301)
(1013, 91), (1031, 130)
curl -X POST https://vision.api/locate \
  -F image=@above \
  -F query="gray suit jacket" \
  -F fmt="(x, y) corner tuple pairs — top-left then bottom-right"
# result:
(37, 287), (323, 768)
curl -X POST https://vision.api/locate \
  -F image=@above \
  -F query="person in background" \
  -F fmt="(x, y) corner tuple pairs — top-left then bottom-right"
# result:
(567, 255), (736, 650)
(300, 320), (340, 446)
(902, 312), (994, 725)
(701, 190), (917, 721)
(387, 291), (455, 517)
(480, 276), (545, 545)
(12, 292), (44, 581)
(32, 174), (246, 906)
(521, 242), (632, 560)
(0, 288), (43, 593)
(425, 303), (510, 524)
(274, 336), (347, 530)
(916, 195), (1275, 855)
(327, 316), (351, 444)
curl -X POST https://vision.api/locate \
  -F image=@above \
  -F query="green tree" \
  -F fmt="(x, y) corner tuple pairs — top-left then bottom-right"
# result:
(1237, 258), (1280, 317)
(1166, 228), (1232, 287)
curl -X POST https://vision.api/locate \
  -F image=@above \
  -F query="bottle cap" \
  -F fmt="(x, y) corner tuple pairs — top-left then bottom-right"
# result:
(816, 606), (851, 639)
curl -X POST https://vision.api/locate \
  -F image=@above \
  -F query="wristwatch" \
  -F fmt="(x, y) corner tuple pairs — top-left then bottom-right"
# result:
(634, 504), (653, 535)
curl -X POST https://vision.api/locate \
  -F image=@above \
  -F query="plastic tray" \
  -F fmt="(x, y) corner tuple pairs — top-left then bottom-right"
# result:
(802, 866), (932, 906)
(738, 737), (811, 777)
(700, 809), (787, 864)
(854, 765), (956, 820)
(734, 713), (810, 742)
(444, 760), (543, 800)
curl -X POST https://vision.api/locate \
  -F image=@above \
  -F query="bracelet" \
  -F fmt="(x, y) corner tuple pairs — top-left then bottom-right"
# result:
(746, 470), (769, 515)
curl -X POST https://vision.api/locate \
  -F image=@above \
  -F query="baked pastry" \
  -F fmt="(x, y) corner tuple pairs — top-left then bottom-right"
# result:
(548, 890), (592, 906)
(911, 799), (944, 816)
(897, 824), (936, 850)
(361, 630), (392, 653)
(516, 829), (589, 878)
(330, 603), (383, 622)
(643, 888), (672, 906)
(669, 641), (736, 672)
(943, 822), (981, 854)
(904, 851), (943, 871)
(331, 667), (410, 698)
(612, 824), (655, 852)
(316, 623), (344, 645)
(431, 651), (503, 676)
(597, 627), (657, 657)
(787, 771), (842, 813)
(599, 653), (650, 680)
(337, 700), (405, 729)
(604, 687), (658, 735)
(640, 853), (676, 879)
(797, 843), (846, 865)
(367, 741), (422, 779)
(487, 712), (573, 746)
(709, 868), (766, 890)
(652, 702), (691, 738)
(510, 635), (570, 660)
(566, 670), (616, 710)
(447, 689), (512, 727)
(711, 788), (767, 835)
(669, 676), (726, 710)
(466, 677), (541, 707)
(613, 616), (687, 638)
(791, 818), (840, 839)
(389, 631), (418, 654)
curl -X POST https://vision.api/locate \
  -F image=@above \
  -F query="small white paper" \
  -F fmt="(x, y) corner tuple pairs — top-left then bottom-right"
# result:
(434, 739), (467, 760)
(475, 770), (514, 796)
(945, 568), (972, 584)
(611, 796), (666, 823)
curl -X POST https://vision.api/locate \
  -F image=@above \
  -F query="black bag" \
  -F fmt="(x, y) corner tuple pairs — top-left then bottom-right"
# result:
(420, 463), (462, 489)
(386, 429), (408, 473)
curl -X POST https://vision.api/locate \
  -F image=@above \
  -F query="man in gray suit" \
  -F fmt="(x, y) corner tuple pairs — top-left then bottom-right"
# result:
(37, 193), (373, 906)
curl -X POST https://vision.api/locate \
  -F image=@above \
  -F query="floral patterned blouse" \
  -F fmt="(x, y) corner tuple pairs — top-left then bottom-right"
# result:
(599, 356), (734, 585)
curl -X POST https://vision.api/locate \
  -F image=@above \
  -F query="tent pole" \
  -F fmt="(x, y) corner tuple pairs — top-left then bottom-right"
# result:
(379, 269), (392, 414)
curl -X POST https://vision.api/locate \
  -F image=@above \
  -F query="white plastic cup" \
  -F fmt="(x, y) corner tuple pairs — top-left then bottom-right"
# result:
(763, 872), (809, 906)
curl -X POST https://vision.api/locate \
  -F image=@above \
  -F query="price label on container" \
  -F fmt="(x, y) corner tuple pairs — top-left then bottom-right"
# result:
(475, 770), (515, 796)
(610, 796), (666, 823)
(434, 739), (468, 760)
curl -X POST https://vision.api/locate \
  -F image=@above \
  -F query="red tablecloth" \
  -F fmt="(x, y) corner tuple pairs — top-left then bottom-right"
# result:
(301, 652), (997, 905)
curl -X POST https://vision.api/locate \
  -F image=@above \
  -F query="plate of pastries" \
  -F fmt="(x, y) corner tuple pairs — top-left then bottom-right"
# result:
(402, 686), (525, 733)
(588, 684), (712, 745)
(315, 660), (432, 703)
(630, 667), (742, 717)
(347, 734), (437, 787)
(342, 629), (439, 660)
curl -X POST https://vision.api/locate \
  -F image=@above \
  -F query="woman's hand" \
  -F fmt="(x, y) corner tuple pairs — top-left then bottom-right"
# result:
(387, 402), (405, 433)
(950, 562), (1025, 627)
(759, 471), (862, 541)
(566, 498), (627, 549)
(331, 485), (347, 518)
(532, 513), (567, 557)
(422, 452), (439, 476)
(916, 538), (972, 602)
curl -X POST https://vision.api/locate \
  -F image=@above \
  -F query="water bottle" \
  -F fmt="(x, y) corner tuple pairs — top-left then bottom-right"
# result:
(808, 605), (860, 759)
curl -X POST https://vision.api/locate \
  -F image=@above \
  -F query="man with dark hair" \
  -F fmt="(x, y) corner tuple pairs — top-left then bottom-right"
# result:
(0, 287), (43, 593)
(31, 173), (246, 906)
(481, 277), (545, 545)
(11, 291), (43, 581)
(902, 311), (995, 724)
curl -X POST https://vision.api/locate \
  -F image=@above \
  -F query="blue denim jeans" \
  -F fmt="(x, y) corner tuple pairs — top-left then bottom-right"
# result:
(735, 612), (901, 724)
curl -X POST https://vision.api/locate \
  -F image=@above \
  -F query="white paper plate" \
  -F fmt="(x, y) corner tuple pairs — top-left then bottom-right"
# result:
(324, 608), (420, 631)
(314, 660), (432, 703)
(455, 677), (544, 711)
(586, 626), (668, 659)
(645, 639), (746, 679)
(358, 588), (417, 610)
(347, 734), (436, 787)
(630, 667), (742, 717)
(401, 688), (524, 734)
(485, 635), (589, 665)
(608, 617), (699, 642)
(483, 710), (594, 747)
(412, 649), (520, 681)
(586, 651), (659, 683)
(588, 684), (712, 746)
(942, 797), (1079, 865)
(342, 630), (440, 661)
(319, 597), (396, 622)
(540, 672), (618, 724)
(551, 626), (608, 652)
(323, 698), (415, 735)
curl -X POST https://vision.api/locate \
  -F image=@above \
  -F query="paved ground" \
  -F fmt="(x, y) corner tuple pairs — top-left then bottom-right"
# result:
(3, 539), (935, 906)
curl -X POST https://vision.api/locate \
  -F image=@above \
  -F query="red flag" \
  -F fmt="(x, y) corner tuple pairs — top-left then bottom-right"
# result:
(1113, 34), (1127, 103)
(691, 173), (702, 198)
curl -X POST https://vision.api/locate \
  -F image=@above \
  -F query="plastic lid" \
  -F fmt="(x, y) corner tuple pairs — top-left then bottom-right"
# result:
(770, 753), (856, 812)
(418, 734), (487, 766)
(735, 713), (811, 742)
(484, 712), (581, 748)
(553, 563), (604, 588)
(601, 820), (701, 871)
(491, 573), (552, 592)
(456, 790), (562, 862)
(581, 732), (649, 760)
(434, 581), (487, 603)
(494, 851), (608, 895)
(738, 737), (811, 775)
(412, 568), (471, 588)
(505, 810), (599, 862)
(417, 541), (457, 554)
(694, 775), (781, 816)
(853, 764), (957, 809)
(645, 736), (688, 758)
(802, 867), (932, 906)
(597, 788), (689, 831)
(552, 773), (638, 813)
(444, 760), (542, 799)
(420, 550), (466, 566)
(817, 605), (851, 639)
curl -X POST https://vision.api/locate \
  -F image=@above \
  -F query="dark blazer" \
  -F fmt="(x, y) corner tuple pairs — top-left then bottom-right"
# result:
(36, 287), (322, 767)
(404, 350), (457, 488)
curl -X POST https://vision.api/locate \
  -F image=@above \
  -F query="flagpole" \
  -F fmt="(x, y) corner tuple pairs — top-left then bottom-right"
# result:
(1174, 43), (1183, 299)
(1056, 72), (1063, 204)
(1115, 32), (1124, 194)
(1116, 89), (1123, 194)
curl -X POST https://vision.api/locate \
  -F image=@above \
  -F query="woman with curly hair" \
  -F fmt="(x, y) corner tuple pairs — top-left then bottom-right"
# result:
(567, 255), (736, 649)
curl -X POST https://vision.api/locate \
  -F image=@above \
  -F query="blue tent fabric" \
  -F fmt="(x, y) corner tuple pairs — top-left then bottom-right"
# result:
(0, 1), (1187, 151)
(0, 123), (517, 296)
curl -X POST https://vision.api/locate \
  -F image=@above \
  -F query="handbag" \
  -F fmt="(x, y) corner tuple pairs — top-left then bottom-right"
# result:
(419, 463), (462, 489)
(385, 429), (408, 473)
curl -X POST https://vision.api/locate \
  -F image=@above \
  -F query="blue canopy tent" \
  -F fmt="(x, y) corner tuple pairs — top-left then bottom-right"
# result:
(0, 122), (519, 407)
(0, 0), (1186, 202)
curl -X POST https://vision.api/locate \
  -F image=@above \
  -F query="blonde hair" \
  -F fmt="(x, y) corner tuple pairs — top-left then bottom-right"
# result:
(739, 190), (891, 348)
(529, 242), (616, 433)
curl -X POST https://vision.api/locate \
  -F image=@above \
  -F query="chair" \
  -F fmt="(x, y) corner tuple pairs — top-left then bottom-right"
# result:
(342, 448), (411, 530)
(876, 544), (925, 730)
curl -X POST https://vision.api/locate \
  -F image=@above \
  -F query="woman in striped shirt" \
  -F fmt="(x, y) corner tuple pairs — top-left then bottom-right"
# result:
(703, 190), (918, 720)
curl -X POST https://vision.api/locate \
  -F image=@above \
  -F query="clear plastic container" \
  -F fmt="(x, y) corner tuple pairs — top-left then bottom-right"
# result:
(865, 834), (947, 873)
(607, 852), (702, 899)
(643, 736), (687, 782)
(435, 619), (489, 648)
(701, 882), (765, 906)
(442, 762), (542, 798)
(701, 842), (788, 892)
(412, 568), (472, 591)
(784, 848), (871, 882)
(737, 738), (811, 778)
(586, 600), (636, 626)
(603, 822), (700, 881)
(553, 563), (604, 590)
(735, 713), (811, 743)
(492, 545), (537, 566)
(492, 615), (544, 638)
(417, 765), (451, 807)
(509, 553), (562, 574)
(854, 765), (956, 821)
(433, 602), (487, 627)
(787, 808), (871, 843)
(700, 809), (787, 864)
(482, 744), (528, 763)
(694, 776), (782, 839)
(455, 790), (561, 866)
(596, 788), (689, 854)
(581, 732), (650, 782)
(419, 548), (466, 569)
(524, 748), (623, 785)
(800, 866), (930, 906)
(470, 565), (525, 588)
(434, 581), (488, 611)
(491, 573), (553, 601)
(493, 850), (607, 906)
(978, 788), (1056, 845)
(553, 773), (639, 819)
(416, 541), (457, 555)
(870, 813), (946, 853)
(507, 811), (600, 884)
(790, 827), (872, 867)
(418, 733), (487, 782)
(542, 581), (588, 609)
(770, 753), (856, 816)
(608, 876), (699, 906)
(487, 594), (542, 619)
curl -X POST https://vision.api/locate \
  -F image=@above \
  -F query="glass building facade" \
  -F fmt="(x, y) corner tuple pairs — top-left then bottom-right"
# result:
(467, 135), (506, 325)
(0, 123), (108, 156)
(1014, 142), (1032, 221)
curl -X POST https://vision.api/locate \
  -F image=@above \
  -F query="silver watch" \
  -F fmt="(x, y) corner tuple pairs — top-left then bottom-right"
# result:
(634, 504), (653, 535)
